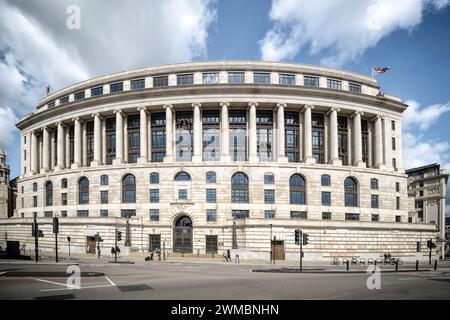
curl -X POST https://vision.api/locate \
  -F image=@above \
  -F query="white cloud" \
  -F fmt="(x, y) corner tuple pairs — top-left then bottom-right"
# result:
(0, 0), (217, 176)
(403, 99), (450, 131)
(403, 132), (450, 170)
(260, 0), (449, 66)
(0, 108), (19, 150)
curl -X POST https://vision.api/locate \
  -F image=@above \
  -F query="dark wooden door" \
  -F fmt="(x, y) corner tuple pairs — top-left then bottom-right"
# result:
(272, 240), (285, 260)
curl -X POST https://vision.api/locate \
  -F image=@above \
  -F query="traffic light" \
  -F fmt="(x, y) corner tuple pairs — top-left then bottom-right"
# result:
(117, 230), (123, 242)
(294, 229), (300, 245)
(427, 240), (436, 248)
(302, 233), (309, 246)
(53, 217), (59, 234)
(38, 230), (44, 238)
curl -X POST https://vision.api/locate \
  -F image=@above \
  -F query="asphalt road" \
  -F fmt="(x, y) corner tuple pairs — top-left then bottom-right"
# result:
(0, 260), (449, 300)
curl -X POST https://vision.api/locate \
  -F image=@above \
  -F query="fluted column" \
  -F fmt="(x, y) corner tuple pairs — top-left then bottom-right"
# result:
(31, 131), (38, 174)
(71, 117), (82, 168)
(42, 127), (50, 172)
(163, 104), (174, 163)
(113, 110), (124, 164)
(220, 102), (230, 163)
(56, 122), (65, 171)
(352, 111), (365, 167)
(137, 107), (148, 163)
(26, 132), (32, 175)
(373, 115), (384, 169)
(92, 113), (103, 166)
(248, 102), (258, 162)
(82, 122), (87, 166)
(303, 104), (315, 163)
(276, 103), (288, 163)
(327, 107), (341, 165)
(50, 129), (56, 170)
(192, 103), (202, 162)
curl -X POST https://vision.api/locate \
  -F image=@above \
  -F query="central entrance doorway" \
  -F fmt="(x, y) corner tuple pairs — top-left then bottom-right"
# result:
(173, 215), (193, 253)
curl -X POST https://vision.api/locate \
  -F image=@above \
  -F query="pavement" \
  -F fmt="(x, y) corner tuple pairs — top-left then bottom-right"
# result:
(0, 254), (449, 300)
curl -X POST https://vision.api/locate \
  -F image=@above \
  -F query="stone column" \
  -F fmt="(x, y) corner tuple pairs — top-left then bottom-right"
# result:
(352, 111), (365, 167)
(31, 131), (38, 174)
(138, 107), (148, 163)
(276, 103), (288, 163)
(327, 107), (341, 165)
(56, 122), (65, 171)
(248, 102), (258, 162)
(82, 122), (87, 166)
(92, 113), (103, 166)
(113, 110), (124, 164)
(102, 119), (107, 165)
(123, 115), (128, 163)
(42, 127), (50, 172)
(373, 115), (384, 169)
(192, 103), (202, 163)
(163, 104), (174, 163)
(220, 102), (230, 163)
(26, 132), (32, 175)
(303, 104), (315, 163)
(65, 128), (70, 168)
(50, 129), (56, 170)
(72, 117), (82, 168)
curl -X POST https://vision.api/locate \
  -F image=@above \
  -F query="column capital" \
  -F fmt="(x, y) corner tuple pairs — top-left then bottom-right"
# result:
(276, 103), (287, 110)
(56, 121), (66, 127)
(351, 110), (364, 119)
(302, 104), (315, 112)
(71, 117), (83, 123)
(220, 102), (230, 108)
(371, 114), (384, 122)
(163, 104), (173, 111)
(326, 106), (340, 115)
(191, 102), (202, 109)
(137, 106), (148, 112)
(248, 102), (258, 108)
(113, 109), (124, 116)
(91, 113), (103, 120)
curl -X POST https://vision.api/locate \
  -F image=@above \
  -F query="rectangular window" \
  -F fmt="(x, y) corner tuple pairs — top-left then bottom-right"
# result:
(21, 198), (24, 208)
(130, 78), (145, 90)
(176, 111), (193, 161)
(372, 214), (379, 222)
(327, 79), (342, 90)
(74, 91), (85, 101)
(206, 209), (217, 222)
(33, 196), (37, 207)
(110, 82), (123, 94)
(322, 212), (332, 220)
(202, 111), (220, 161)
(100, 191), (108, 204)
(396, 182), (400, 192)
(264, 189), (275, 204)
(179, 189), (188, 200)
(121, 209), (136, 218)
(392, 137), (396, 151)
(264, 210), (275, 219)
(100, 210), (108, 217)
(228, 72), (245, 84)
(150, 189), (160, 203)
(264, 174), (274, 184)
(257, 111), (273, 162)
(229, 111), (247, 161)
(279, 74), (295, 85)
(253, 72), (270, 84)
(127, 115), (140, 164)
(77, 210), (89, 217)
(151, 113), (166, 162)
(391, 120), (396, 131)
(61, 211), (67, 217)
(205, 235), (218, 254)
(150, 209), (160, 222)
(371, 194), (379, 208)
(312, 113), (325, 164)
(91, 86), (103, 97)
(349, 83), (361, 93)
(48, 101), (55, 109)
(202, 72), (219, 84)
(105, 118), (116, 165)
(206, 189), (216, 203)
(177, 74), (194, 85)
(43, 211), (53, 218)
(392, 158), (397, 170)
(304, 76), (319, 87)
(345, 213), (360, 221)
(290, 211), (307, 219)
(396, 197), (400, 210)
(285, 111), (300, 162)
(232, 210), (249, 219)
(153, 75), (168, 87)
(60, 96), (69, 105)
(61, 193), (67, 206)
(395, 215), (401, 223)
(321, 191), (331, 206)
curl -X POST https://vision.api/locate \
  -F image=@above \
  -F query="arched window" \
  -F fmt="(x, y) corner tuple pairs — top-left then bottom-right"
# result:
(370, 178), (378, 190)
(290, 174), (306, 204)
(33, 182), (38, 192)
(61, 178), (67, 189)
(264, 172), (275, 184)
(45, 181), (53, 206)
(321, 174), (330, 186)
(150, 172), (159, 184)
(79, 177), (89, 204)
(231, 172), (248, 203)
(345, 177), (358, 207)
(206, 171), (216, 183)
(174, 172), (191, 181)
(100, 175), (109, 186)
(122, 174), (136, 203)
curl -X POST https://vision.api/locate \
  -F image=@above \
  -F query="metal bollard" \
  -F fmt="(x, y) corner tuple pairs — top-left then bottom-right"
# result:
(346, 260), (349, 271)
(415, 260), (419, 271)
(434, 259), (438, 271)
(395, 260), (398, 272)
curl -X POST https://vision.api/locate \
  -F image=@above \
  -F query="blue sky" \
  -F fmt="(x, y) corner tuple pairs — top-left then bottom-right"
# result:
(0, 0), (449, 196)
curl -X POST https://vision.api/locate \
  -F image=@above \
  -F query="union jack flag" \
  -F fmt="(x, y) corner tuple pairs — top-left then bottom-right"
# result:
(373, 67), (390, 74)
(45, 85), (51, 96)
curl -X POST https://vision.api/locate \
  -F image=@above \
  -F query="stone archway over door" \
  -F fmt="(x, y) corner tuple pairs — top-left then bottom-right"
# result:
(173, 215), (193, 253)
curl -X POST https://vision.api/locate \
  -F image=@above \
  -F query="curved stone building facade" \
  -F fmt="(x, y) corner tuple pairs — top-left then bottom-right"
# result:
(0, 61), (439, 260)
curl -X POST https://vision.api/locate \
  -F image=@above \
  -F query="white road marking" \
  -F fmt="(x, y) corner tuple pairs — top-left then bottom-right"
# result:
(35, 278), (79, 289)
(104, 276), (116, 286)
(40, 284), (115, 292)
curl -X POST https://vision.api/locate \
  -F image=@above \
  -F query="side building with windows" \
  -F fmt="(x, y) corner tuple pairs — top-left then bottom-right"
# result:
(0, 61), (441, 260)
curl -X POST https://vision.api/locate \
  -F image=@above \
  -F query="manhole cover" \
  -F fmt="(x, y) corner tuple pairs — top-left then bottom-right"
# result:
(117, 284), (153, 292)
